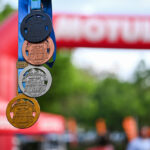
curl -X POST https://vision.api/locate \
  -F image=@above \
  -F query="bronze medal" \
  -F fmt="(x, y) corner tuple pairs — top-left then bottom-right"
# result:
(6, 94), (40, 129)
(22, 37), (54, 65)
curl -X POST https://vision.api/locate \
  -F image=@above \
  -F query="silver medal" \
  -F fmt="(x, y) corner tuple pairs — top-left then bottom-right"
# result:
(18, 65), (52, 98)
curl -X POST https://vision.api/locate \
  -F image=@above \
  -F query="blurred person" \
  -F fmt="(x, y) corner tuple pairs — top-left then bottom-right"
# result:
(127, 126), (150, 150)
(87, 134), (114, 150)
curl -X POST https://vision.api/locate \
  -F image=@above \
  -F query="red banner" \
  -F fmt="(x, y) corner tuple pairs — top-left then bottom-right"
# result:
(54, 14), (150, 49)
(1, 13), (150, 59)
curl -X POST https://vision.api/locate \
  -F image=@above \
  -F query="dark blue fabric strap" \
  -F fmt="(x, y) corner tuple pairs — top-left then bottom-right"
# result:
(43, 0), (57, 68)
(18, 0), (56, 93)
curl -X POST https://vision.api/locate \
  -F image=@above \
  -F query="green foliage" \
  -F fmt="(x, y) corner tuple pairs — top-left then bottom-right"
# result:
(133, 60), (150, 127)
(93, 78), (142, 130)
(37, 51), (150, 130)
(0, 5), (14, 22)
(38, 51), (97, 128)
(92, 60), (150, 130)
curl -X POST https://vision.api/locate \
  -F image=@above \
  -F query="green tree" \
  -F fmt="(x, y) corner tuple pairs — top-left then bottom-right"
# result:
(38, 51), (97, 128)
(93, 77), (142, 130)
(0, 5), (14, 22)
(133, 60), (150, 126)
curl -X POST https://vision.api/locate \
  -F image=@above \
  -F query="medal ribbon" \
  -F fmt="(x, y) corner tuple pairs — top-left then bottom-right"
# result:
(18, 0), (56, 93)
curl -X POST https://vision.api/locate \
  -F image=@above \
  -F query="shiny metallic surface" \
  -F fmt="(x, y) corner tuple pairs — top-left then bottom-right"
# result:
(22, 37), (54, 65)
(18, 65), (52, 98)
(6, 94), (40, 129)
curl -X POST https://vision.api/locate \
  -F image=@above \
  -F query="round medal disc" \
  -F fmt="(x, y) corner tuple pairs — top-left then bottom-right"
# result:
(6, 94), (40, 129)
(22, 37), (54, 65)
(21, 10), (52, 43)
(19, 65), (52, 98)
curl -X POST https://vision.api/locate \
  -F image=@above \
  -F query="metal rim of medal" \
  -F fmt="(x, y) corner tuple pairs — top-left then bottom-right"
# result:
(18, 65), (52, 98)
(6, 94), (40, 129)
(21, 10), (52, 43)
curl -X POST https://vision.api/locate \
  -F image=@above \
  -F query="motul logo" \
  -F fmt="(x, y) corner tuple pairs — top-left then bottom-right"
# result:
(54, 14), (150, 48)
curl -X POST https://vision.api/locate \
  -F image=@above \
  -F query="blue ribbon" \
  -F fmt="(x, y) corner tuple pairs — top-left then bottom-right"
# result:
(18, 0), (56, 93)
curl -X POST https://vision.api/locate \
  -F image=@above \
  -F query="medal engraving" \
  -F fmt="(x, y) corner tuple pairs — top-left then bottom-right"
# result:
(19, 65), (52, 97)
(6, 94), (40, 129)
(22, 37), (54, 65)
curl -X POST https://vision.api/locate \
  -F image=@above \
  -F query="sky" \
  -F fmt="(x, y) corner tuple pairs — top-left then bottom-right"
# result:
(72, 49), (150, 81)
(2, 0), (150, 81)
(6, 0), (150, 15)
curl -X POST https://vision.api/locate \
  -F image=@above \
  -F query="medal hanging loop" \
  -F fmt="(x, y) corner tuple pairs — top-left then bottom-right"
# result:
(30, 0), (41, 10)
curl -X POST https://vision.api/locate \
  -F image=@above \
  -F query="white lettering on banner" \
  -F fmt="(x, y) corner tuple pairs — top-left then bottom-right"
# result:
(121, 19), (141, 43)
(54, 15), (150, 44)
(106, 19), (120, 42)
(0, 116), (16, 130)
(84, 19), (106, 42)
(142, 20), (150, 42)
(38, 118), (64, 132)
(55, 17), (82, 41)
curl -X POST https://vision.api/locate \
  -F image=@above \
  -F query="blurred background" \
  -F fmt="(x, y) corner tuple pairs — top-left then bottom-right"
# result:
(1, 0), (150, 150)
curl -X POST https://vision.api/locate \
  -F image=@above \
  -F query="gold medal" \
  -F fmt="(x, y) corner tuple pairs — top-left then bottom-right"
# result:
(6, 94), (40, 129)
